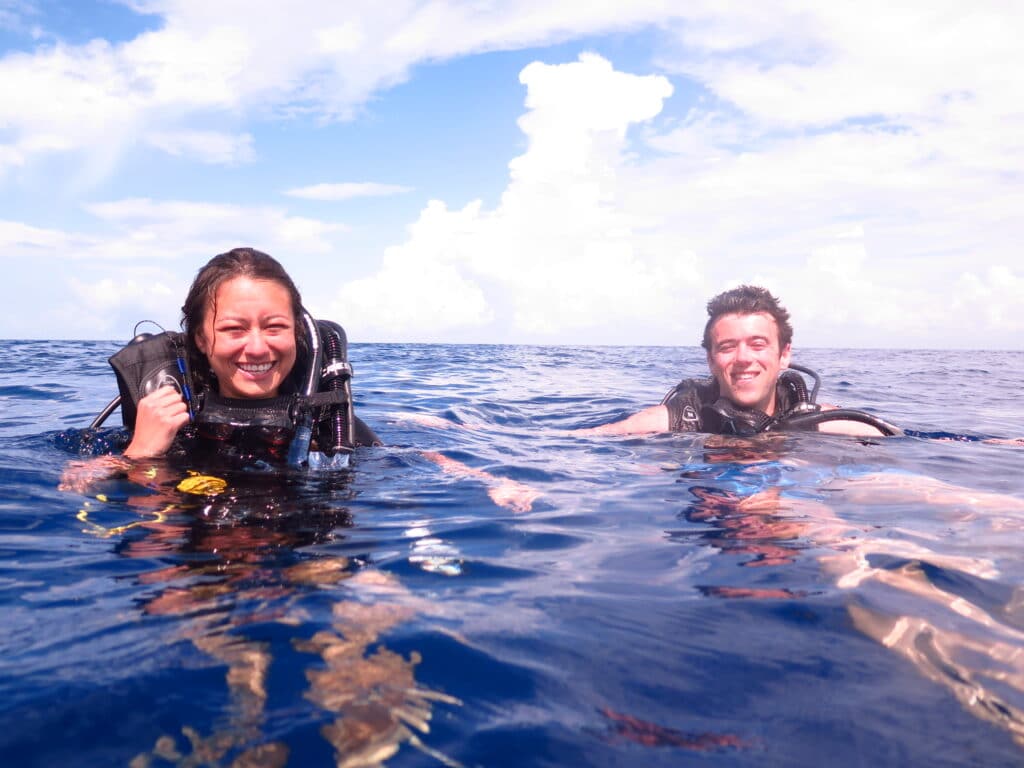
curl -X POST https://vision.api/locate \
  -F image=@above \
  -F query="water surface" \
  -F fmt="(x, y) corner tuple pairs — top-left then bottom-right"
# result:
(2, 341), (1023, 767)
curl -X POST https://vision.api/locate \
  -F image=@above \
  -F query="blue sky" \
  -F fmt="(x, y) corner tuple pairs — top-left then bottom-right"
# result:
(1, 2), (1021, 349)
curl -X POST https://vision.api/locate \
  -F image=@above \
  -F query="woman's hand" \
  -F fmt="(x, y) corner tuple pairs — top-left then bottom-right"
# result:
(124, 385), (191, 458)
(59, 455), (131, 494)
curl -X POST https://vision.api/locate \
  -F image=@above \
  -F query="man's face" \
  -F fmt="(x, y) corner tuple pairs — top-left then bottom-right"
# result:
(706, 312), (791, 414)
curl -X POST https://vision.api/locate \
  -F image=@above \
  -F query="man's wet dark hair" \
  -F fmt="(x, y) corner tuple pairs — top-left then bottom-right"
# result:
(181, 247), (308, 395)
(701, 285), (793, 350)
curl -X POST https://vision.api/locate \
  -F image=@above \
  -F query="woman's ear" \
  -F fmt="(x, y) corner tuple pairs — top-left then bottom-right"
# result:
(195, 332), (209, 356)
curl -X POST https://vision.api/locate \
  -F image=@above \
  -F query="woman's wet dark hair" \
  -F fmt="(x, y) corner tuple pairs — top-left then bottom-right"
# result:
(701, 285), (793, 350)
(181, 247), (308, 396)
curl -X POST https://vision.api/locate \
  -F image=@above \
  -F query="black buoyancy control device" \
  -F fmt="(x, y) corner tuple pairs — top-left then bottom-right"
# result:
(699, 363), (902, 437)
(93, 329), (194, 430)
(698, 366), (816, 436)
(91, 312), (374, 464)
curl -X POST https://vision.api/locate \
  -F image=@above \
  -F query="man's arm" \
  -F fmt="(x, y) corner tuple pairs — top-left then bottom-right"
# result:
(571, 404), (671, 436)
(815, 420), (887, 437)
(813, 404), (888, 437)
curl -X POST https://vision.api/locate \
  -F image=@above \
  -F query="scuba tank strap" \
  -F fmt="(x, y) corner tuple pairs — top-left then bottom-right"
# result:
(301, 391), (350, 408)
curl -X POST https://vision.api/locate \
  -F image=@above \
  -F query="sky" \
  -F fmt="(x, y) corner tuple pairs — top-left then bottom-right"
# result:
(1, 1), (1021, 349)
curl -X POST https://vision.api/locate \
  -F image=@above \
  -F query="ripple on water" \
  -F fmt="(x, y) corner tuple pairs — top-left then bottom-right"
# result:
(3, 342), (1024, 767)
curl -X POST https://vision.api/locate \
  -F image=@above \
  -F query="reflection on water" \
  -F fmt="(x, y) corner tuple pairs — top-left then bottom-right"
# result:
(71, 462), (464, 768)
(674, 434), (1024, 751)
(297, 576), (462, 768)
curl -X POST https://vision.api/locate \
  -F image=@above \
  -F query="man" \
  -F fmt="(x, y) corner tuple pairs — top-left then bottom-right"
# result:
(578, 285), (886, 437)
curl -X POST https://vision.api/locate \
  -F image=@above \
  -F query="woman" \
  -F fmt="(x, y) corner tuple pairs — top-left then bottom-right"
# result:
(123, 246), (376, 461)
(62, 247), (537, 511)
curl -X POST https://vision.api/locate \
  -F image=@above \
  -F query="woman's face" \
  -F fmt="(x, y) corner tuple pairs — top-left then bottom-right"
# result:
(196, 276), (297, 399)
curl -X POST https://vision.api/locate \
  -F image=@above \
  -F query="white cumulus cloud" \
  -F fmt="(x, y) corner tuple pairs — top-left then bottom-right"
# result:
(332, 53), (701, 343)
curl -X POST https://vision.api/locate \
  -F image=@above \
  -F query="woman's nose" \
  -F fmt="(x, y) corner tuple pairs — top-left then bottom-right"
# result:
(245, 330), (270, 355)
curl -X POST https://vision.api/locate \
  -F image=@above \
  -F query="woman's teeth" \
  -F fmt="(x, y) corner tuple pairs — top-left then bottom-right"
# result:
(239, 363), (273, 374)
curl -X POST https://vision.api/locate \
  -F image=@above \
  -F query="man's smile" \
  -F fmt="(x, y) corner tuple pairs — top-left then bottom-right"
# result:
(732, 370), (760, 382)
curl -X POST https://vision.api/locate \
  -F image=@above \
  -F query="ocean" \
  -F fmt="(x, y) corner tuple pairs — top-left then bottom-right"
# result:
(2, 340), (1023, 767)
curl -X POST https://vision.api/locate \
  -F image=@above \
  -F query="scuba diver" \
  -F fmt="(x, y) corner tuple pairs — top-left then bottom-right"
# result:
(61, 246), (539, 511)
(86, 247), (379, 468)
(574, 284), (900, 438)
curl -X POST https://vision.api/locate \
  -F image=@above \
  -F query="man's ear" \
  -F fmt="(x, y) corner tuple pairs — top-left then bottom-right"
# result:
(780, 343), (792, 368)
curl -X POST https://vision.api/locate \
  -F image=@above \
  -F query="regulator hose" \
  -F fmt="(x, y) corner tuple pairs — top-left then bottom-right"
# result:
(771, 408), (903, 436)
(286, 310), (322, 468)
(316, 320), (355, 456)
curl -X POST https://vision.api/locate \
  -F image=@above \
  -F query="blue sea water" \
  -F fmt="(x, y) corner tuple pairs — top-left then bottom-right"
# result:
(2, 340), (1024, 767)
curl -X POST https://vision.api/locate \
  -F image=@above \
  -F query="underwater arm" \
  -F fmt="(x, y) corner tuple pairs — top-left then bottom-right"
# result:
(422, 451), (540, 513)
(984, 437), (1024, 446)
(58, 452), (180, 495)
(124, 385), (191, 458)
(571, 404), (670, 436)
(834, 471), (1024, 511)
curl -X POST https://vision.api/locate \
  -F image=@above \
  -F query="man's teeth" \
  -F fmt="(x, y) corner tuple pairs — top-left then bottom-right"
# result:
(239, 363), (273, 373)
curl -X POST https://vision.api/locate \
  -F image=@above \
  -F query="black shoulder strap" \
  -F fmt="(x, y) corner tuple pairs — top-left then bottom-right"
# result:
(108, 332), (189, 429)
(661, 377), (717, 432)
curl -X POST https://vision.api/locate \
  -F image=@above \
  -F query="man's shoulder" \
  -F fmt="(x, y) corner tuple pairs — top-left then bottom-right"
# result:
(661, 376), (718, 403)
(661, 376), (718, 432)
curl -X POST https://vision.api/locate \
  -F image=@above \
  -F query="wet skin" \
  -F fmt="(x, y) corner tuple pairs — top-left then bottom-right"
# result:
(705, 312), (792, 415)
(196, 276), (298, 400)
